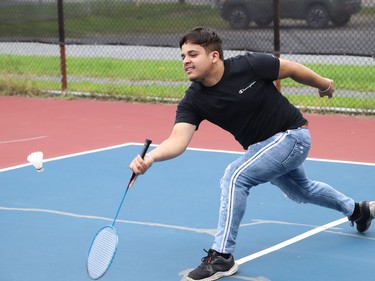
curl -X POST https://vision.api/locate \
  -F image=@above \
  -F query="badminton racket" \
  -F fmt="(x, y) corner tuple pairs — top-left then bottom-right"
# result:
(86, 138), (152, 280)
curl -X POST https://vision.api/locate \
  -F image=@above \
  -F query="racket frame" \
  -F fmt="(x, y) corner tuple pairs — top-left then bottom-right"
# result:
(86, 139), (152, 280)
(87, 225), (118, 280)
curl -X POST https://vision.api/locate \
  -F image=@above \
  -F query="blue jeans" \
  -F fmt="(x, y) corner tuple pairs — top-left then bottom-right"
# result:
(212, 128), (355, 254)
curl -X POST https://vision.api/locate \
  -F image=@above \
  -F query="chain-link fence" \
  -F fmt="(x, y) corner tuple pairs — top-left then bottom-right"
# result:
(1, 0), (374, 114)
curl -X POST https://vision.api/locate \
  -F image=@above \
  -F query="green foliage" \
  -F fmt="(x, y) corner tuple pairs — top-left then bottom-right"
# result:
(0, 2), (226, 38)
(0, 54), (374, 112)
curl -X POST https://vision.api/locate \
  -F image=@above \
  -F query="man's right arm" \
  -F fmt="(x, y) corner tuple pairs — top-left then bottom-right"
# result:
(129, 122), (196, 179)
(149, 122), (196, 162)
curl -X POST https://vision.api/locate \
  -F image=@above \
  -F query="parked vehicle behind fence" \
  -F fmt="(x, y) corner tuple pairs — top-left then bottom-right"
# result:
(217, 0), (362, 29)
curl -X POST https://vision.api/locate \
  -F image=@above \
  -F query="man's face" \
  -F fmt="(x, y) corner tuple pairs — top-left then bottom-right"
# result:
(180, 43), (215, 83)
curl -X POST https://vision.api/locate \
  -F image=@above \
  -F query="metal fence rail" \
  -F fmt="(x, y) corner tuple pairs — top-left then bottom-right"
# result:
(0, 0), (374, 114)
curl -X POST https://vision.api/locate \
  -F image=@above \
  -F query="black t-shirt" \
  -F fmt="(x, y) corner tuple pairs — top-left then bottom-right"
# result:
(175, 52), (307, 149)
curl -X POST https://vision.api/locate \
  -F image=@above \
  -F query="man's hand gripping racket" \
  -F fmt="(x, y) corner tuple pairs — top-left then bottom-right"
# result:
(86, 139), (152, 280)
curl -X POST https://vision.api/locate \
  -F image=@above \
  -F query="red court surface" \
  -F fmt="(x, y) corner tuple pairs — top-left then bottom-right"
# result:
(1, 96), (374, 169)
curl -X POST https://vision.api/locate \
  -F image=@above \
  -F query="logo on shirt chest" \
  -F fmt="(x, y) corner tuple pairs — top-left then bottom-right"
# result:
(239, 81), (256, 94)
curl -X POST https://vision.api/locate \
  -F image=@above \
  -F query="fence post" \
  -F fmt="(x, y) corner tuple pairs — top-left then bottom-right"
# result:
(57, 0), (67, 92)
(273, 0), (281, 91)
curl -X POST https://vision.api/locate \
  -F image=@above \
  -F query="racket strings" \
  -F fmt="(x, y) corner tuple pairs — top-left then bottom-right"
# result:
(87, 226), (118, 280)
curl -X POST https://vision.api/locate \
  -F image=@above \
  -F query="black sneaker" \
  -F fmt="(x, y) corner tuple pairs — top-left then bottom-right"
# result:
(351, 201), (375, 233)
(186, 249), (239, 281)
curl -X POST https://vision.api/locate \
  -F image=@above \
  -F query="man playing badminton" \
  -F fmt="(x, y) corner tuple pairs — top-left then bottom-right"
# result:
(129, 27), (375, 281)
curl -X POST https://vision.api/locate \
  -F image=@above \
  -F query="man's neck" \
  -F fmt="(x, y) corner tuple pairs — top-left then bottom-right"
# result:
(202, 60), (225, 87)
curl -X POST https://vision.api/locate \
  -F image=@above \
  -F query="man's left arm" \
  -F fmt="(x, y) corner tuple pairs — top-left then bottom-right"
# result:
(278, 58), (334, 98)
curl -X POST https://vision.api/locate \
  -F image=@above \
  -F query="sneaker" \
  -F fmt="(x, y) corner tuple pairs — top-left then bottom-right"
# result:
(353, 201), (375, 233)
(186, 249), (239, 281)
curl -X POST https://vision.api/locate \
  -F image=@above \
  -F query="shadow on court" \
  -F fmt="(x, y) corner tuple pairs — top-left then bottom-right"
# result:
(0, 144), (374, 281)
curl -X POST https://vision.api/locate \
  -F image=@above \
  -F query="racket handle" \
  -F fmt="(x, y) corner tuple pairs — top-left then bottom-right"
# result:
(139, 139), (152, 159)
(129, 139), (152, 184)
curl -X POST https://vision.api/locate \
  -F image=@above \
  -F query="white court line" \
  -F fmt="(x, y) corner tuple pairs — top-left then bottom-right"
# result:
(0, 135), (47, 144)
(0, 206), (356, 267)
(0, 206), (216, 235)
(236, 217), (348, 265)
(1, 141), (374, 173)
(0, 142), (139, 172)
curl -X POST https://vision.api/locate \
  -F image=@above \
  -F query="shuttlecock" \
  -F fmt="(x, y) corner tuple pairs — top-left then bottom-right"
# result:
(27, 151), (44, 172)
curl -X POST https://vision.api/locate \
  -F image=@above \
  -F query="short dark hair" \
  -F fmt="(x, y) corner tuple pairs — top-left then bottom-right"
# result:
(179, 27), (224, 60)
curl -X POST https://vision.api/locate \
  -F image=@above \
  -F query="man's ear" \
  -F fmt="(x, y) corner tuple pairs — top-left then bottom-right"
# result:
(211, 51), (220, 63)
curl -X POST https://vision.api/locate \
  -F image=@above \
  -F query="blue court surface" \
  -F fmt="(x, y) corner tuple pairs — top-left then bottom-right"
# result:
(1, 143), (374, 281)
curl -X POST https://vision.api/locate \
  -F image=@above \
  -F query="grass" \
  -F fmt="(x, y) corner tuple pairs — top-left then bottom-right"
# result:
(1, 55), (374, 90)
(1, 54), (374, 111)
(0, 2), (227, 38)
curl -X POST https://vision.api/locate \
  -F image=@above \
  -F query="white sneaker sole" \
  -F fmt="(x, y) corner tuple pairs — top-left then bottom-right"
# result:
(369, 201), (375, 219)
(186, 262), (239, 281)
